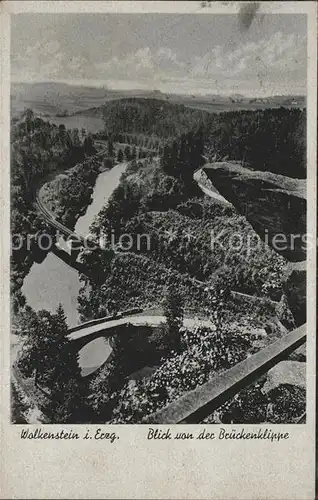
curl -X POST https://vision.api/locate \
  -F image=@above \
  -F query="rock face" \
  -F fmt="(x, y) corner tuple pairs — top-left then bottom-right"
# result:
(198, 162), (307, 326)
(283, 262), (306, 327)
(261, 361), (306, 394)
(201, 162), (306, 262)
(193, 168), (233, 206)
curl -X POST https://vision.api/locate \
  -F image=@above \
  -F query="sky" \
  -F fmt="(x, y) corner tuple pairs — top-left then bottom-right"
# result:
(11, 13), (307, 96)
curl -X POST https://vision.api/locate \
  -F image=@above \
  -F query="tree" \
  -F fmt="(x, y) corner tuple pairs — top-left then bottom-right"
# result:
(24, 109), (34, 134)
(103, 157), (113, 169)
(58, 124), (66, 147)
(162, 140), (179, 176)
(204, 284), (231, 326)
(117, 148), (124, 162)
(16, 305), (88, 423)
(108, 139), (114, 157)
(16, 306), (46, 384)
(83, 134), (95, 155)
(11, 383), (28, 424)
(124, 145), (131, 161)
(72, 128), (81, 147)
(163, 284), (184, 352)
(88, 361), (118, 419)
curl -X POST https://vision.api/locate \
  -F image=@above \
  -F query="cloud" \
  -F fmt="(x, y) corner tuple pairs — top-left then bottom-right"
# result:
(11, 38), (94, 82)
(190, 32), (306, 80)
(12, 38), (186, 83)
(11, 31), (306, 95)
(95, 46), (185, 82)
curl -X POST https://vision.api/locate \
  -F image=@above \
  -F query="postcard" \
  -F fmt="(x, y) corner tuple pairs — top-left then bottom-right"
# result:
(1, 1), (316, 498)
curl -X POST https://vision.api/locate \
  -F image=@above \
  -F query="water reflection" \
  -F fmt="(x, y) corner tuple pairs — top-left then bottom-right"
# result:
(22, 163), (128, 326)
(22, 162), (127, 373)
(22, 253), (81, 326)
(78, 338), (112, 377)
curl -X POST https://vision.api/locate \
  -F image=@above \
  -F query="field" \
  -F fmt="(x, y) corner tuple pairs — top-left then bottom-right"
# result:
(48, 115), (105, 134)
(11, 82), (306, 119)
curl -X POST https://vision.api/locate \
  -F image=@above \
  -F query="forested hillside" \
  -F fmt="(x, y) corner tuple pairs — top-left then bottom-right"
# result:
(11, 110), (96, 308)
(78, 155), (286, 322)
(100, 99), (306, 178)
(78, 98), (306, 323)
(12, 97), (305, 425)
(204, 108), (306, 178)
(101, 98), (211, 138)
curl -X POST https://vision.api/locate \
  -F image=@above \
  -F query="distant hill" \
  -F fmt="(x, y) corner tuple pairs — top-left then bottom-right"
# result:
(11, 82), (171, 117)
(11, 81), (306, 118)
(11, 81), (119, 117)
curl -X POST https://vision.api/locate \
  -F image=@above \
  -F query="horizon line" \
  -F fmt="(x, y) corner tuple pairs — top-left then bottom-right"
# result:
(11, 79), (306, 100)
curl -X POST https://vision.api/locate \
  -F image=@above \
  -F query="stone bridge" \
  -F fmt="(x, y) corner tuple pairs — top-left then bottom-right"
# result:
(67, 315), (213, 352)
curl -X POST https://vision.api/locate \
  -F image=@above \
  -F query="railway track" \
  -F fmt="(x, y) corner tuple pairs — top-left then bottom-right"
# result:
(33, 149), (109, 245)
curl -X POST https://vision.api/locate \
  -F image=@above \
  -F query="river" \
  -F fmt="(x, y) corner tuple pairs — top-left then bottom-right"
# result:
(21, 161), (127, 376)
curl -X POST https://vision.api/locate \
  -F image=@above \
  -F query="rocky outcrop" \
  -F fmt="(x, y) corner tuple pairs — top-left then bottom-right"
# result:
(197, 162), (307, 326)
(201, 162), (306, 262)
(193, 168), (233, 206)
(283, 261), (306, 327)
(261, 361), (306, 394)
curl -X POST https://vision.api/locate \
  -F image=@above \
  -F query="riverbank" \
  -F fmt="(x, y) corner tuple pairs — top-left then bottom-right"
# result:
(11, 113), (94, 300)
(39, 152), (111, 231)
(19, 160), (129, 377)
(22, 160), (128, 318)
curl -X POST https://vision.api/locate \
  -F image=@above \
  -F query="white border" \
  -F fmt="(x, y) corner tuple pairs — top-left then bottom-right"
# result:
(1, 2), (316, 499)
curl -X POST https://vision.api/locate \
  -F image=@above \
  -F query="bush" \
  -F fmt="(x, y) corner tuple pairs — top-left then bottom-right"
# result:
(109, 325), (251, 423)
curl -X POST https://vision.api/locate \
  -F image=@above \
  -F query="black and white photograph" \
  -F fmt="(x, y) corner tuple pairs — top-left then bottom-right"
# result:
(10, 6), (309, 428)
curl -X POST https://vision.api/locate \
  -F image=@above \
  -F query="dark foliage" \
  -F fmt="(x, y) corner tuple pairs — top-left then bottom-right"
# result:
(203, 382), (306, 424)
(15, 304), (88, 423)
(11, 110), (96, 298)
(101, 99), (306, 178)
(205, 107), (306, 178)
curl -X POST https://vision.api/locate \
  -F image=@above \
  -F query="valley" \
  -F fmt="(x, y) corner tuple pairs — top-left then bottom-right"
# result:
(11, 92), (306, 425)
